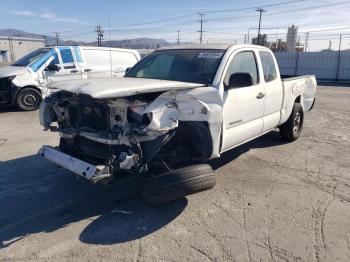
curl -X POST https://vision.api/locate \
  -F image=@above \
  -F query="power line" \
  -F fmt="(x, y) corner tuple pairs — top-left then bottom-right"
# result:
(203, 0), (307, 14)
(205, 1), (350, 22)
(111, 13), (197, 28)
(300, 26), (350, 33)
(102, 0), (308, 29)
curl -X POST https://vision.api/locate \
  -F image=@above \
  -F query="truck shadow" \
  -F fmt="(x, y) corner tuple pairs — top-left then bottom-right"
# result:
(210, 130), (286, 170)
(0, 155), (187, 248)
(0, 131), (285, 247)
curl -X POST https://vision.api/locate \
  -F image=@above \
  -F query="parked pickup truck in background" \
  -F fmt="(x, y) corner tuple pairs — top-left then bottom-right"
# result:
(0, 46), (140, 111)
(38, 44), (317, 205)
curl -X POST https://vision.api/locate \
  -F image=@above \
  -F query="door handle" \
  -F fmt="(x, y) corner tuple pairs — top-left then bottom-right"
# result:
(256, 92), (265, 99)
(70, 69), (79, 73)
(84, 68), (92, 72)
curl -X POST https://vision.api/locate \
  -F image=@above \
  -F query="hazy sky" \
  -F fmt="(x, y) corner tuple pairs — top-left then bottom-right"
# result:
(1, 0), (349, 51)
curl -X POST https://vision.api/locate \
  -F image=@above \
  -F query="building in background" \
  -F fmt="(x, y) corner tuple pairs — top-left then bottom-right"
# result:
(0, 36), (45, 64)
(269, 39), (287, 52)
(286, 25), (298, 52)
(252, 34), (268, 46)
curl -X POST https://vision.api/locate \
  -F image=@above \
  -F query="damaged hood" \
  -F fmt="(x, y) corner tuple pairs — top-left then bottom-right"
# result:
(48, 77), (205, 99)
(0, 65), (28, 78)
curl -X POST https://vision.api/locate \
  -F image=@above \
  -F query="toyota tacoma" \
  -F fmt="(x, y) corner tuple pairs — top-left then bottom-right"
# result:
(38, 44), (317, 204)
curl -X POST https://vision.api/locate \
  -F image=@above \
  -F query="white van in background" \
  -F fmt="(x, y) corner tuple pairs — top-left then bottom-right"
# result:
(0, 46), (141, 111)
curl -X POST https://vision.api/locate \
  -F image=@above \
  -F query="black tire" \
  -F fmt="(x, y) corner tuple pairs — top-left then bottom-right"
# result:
(142, 164), (216, 205)
(279, 103), (304, 142)
(16, 88), (42, 111)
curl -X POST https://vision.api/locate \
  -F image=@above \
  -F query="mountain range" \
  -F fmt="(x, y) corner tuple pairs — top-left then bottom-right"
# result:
(0, 28), (173, 49)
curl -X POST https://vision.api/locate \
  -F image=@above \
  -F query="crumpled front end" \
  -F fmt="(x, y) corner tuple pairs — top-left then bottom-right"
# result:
(39, 87), (223, 183)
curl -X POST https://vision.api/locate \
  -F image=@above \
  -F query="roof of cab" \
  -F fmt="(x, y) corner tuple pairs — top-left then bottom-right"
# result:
(158, 43), (233, 50)
(51, 46), (139, 53)
(157, 43), (269, 51)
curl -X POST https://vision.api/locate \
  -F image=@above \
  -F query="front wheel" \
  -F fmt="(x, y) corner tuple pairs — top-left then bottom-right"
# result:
(16, 88), (42, 111)
(279, 103), (304, 142)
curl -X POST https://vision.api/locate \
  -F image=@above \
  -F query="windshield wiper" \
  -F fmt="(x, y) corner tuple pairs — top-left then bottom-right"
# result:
(11, 63), (25, 66)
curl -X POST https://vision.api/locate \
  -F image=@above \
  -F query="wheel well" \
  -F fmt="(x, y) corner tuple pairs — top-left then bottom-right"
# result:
(153, 121), (213, 163)
(295, 95), (301, 104)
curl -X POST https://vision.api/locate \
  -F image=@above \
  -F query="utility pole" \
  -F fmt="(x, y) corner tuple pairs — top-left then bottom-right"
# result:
(256, 8), (266, 45)
(338, 34), (343, 51)
(244, 34), (247, 44)
(305, 32), (309, 52)
(54, 32), (59, 46)
(95, 25), (104, 47)
(43, 35), (47, 47)
(198, 13), (206, 44)
(336, 34), (342, 81)
(177, 30), (180, 45)
(328, 40), (332, 51)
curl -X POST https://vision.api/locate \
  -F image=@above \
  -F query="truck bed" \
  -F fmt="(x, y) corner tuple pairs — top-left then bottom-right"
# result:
(277, 75), (317, 126)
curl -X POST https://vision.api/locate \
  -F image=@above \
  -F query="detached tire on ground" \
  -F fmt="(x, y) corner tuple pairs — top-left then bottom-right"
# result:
(279, 103), (304, 142)
(142, 164), (216, 205)
(16, 87), (42, 111)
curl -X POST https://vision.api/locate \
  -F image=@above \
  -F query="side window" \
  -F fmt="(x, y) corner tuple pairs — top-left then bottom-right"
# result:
(60, 48), (74, 64)
(259, 51), (277, 82)
(224, 51), (259, 86)
(73, 47), (83, 63)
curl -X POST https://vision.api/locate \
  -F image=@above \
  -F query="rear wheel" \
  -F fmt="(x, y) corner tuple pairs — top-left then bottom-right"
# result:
(16, 88), (42, 111)
(142, 164), (216, 205)
(279, 103), (304, 142)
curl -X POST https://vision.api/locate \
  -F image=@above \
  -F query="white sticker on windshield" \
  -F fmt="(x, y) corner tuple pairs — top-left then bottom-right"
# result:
(198, 52), (224, 59)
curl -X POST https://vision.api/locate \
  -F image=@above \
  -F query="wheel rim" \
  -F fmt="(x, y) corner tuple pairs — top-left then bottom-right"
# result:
(22, 91), (39, 108)
(293, 111), (302, 135)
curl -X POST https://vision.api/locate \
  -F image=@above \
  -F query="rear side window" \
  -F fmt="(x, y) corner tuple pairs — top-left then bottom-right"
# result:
(259, 51), (277, 82)
(224, 51), (259, 86)
(73, 47), (83, 63)
(60, 48), (74, 64)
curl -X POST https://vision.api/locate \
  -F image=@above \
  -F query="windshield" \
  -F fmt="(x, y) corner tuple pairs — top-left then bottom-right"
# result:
(12, 48), (50, 66)
(125, 49), (225, 85)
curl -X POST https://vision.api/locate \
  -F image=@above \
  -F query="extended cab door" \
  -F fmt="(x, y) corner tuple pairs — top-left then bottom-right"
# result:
(221, 49), (266, 153)
(258, 50), (283, 132)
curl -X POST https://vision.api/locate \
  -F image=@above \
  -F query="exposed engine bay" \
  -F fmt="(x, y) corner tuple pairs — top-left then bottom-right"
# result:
(39, 88), (221, 183)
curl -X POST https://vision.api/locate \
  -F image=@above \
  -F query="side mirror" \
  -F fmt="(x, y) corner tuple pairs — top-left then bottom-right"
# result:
(46, 64), (60, 72)
(125, 67), (132, 75)
(226, 73), (254, 89)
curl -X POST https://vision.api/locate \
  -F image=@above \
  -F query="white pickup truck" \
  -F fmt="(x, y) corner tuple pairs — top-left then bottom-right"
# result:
(38, 44), (317, 205)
